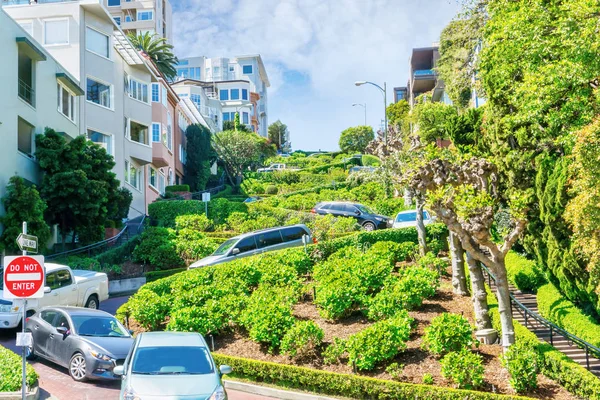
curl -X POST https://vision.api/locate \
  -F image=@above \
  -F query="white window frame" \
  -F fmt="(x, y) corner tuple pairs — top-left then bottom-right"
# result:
(86, 75), (113, 110)
(128, 76), (149, 104)
(114, 17), (121, 26)
(161, 84), (167, 106)
(137, 10), (154, 21)
(107, 0), (121, 6)
(148, 166), (158, 189)
(43, 18), (69, 46)
(85, 26), (111, 60)
(242, 65), (253, 74)
(125, 159), (142, 191)
(158, 170), (166, 195)
(87, 127), (114, 156)
(166, 111), (173, 151)
(128, 118), (149, 146)
(57, 82), (76, 123)
(151, 122), (161, 143)
(151, 83), (160, 103)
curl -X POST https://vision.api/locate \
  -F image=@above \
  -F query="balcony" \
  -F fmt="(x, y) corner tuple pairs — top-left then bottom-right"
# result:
(121, 19), (153, 30)
(129, 139), (152, 165)
(411, 69), (437, 94)
(152, 141), (170, 168)
(18, 79), (35, 107)
(121, 1), (144, 9)
(413, 69), (435, 78)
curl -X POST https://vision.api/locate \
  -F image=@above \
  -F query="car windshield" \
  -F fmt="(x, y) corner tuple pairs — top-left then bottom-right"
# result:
(356, 204), (375, 214)
(132, 346), (214, 375)
(396, 212), (417, 222)
(72, 315), (130, 337)
(212, 238), (238, 256)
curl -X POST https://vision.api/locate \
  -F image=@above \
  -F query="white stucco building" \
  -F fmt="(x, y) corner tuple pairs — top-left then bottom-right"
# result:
(102, 0), (172, 42)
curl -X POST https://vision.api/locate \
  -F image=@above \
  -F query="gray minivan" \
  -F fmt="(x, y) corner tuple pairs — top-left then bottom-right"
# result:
(188, 224), (311, 269)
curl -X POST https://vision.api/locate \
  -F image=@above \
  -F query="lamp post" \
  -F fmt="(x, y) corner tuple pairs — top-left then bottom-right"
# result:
(352, 103), (367, 126)
(355, 81), (387, 144)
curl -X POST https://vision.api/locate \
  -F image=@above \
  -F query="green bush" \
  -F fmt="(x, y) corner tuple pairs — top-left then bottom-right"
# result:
(418, 252), (448, 274)
(368, 241), (417, 264)
(440, 349), (484, 390)
(96, 236), (141, 266)
(537, 283), (600, 347)
(174, 229), (218, 262)
(175, 214), (212, 232)
(265, 185), (279, 195)
(213, 353), (529, 400)
(149, 200), (206, 227)
(311, 214), (360, 242)
(422, 313), (476, 356)
(423, 373), (434, 385)
(145, 268), (186, 282)
(0, 345), (38, 392)
(132, 227), (184, 270)
(501, 341), (538, 393)
(280, 320), (324, 359)
(505, 252), (546, 292)
(208, 198), (248, 225)
(361, 154), (381, 167)
(127, 288), (171, 330)
(165, 184), (190, 192)
(166, 295), (245, 335)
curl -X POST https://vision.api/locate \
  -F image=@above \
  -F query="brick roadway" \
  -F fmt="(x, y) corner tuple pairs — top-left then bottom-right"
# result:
(0, 296), (274, 400)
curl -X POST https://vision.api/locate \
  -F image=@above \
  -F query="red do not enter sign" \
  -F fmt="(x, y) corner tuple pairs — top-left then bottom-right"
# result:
(2, 256), (45, 299)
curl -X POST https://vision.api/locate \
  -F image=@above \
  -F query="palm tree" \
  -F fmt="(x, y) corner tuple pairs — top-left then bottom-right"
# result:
(127, 32), (178, 80)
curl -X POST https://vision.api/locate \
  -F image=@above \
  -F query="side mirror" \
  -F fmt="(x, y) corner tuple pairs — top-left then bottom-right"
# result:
(219, 365), (232, 375)
(56, 326), (68, 336)
(44, 287), (51, 294)
(354, 210), (361, 215)
(231, 248), (240, 256)
(113, 365), (124, 376)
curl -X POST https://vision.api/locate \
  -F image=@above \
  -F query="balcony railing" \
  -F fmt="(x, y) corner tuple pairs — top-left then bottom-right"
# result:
(413, 69), (436, 77)
(18, 79), (34, 107)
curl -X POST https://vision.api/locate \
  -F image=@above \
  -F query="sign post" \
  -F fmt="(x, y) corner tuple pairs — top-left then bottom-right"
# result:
(202, 192), (211, 217)
(2, 222), (45, 400)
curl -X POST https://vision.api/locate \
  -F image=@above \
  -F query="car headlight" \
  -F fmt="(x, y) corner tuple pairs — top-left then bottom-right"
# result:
(0, 304), (19, 313)
(123, 388), (142, 400)
(208, 385), (227, 400)
(374, 217), (384, 222)
(89, 350), (113, 362)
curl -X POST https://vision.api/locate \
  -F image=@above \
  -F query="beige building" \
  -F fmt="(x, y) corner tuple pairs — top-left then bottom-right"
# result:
(103, 0), (172, 41)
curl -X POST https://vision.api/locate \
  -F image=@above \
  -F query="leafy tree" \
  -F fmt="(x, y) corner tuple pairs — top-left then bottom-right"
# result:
(268, 120), (289, 151)
(445, 108), (484, 154)
(386, 100), (410, 136)
(128, 32), (178, 80)
(338, 126), (374, 153)
(107, 187), (133, 223)
(184, 124), (215, 192)
(223, 118), (250, 132)
(0, 176), (51, 254)
(413, 102), (457, 144)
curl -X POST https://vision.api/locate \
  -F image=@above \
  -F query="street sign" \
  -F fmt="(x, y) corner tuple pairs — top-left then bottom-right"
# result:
(16, 233), (38, 253)
(2, 255), (45, 299)
(202, 192), (211, 202)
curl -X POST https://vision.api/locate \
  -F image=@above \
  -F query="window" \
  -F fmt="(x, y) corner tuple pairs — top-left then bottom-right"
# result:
(57, 83), (75, 122)
(44, 19), (69, 45)
(86, 27), (109, 58)
(230, 89), (240, 100)
(56, 269), (73, 287)
(114, 17), (121, 26)
(195, 67), (201, 79)
(125, 15), (132, 22)
(166, 111), (172, 150)
(108, 0), (120, 5)
(229, 65), (235, 73)
(151, 123), (161, 142)
(87, 77), (111, 108)
(178, 60), (188, 66)
(256, 231), (283, 248)
(158, 171), (165, 194)
(219, 89), (229, 100)
(282, 227), (308, 242)
(177, 68), (189, 79)
(168, 169), (173, 185)
(18, 21), (33, 36)
(234, 237), (257, 254)
(243, 112), (249, 124)
(129, 120), (148, 145)
(125, 160), (142, 190)
(191, 94), (201, 109)
(161, 85), (167, 106)
(222, 112), (230, 122)
(128, 77), (149, 103)
(149, 167), (157, 188)
(179, 144), (187, 164)
(395, 212), (417, 223)
(151, 83), (160, 102)
(242, 65), (253, 74)
(137, 10), (153, 21)
(213, 66), (220, 74)
(205, 67), (210, 77)
(87, 129), (113, 155)
(17, 117), (34, 156)
(54, 313), (70, 329)
(242, 89), (248, 100)
(40, 310), (57, 325)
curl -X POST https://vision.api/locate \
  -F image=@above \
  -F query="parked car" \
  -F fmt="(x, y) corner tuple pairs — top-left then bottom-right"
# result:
(311, 201), (392, 231)
(189, 224), (311, 269)
(243, 196), (262, 203)
(349, 166), (377, 174)
(25, 307), (133, 381)
(392, 209), (435, 229)
(0, 263), (109, 329)
(257, 163), (286, 172)
(114, 332), (231, 400)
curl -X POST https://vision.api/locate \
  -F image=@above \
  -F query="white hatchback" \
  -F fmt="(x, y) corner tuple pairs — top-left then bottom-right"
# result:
(392, 210), (435, 229)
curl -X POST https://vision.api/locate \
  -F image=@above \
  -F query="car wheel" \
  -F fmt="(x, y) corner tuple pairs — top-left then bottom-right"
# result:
(363, 222), (376, 232)
(85, 295), (99, 310)
(25, 330), (36, 360)
(69, 353), (87, 382)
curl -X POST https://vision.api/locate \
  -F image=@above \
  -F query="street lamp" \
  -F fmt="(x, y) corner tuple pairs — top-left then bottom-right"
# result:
(352, 103), (367, 126)
(355, 81), (387, 144)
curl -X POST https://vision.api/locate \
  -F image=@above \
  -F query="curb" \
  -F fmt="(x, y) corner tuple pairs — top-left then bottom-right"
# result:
(0, 383), (39, 400)
(223, 380), (338, 400)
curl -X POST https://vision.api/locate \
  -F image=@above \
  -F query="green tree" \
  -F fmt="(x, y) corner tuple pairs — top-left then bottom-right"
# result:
(184, 124), (215, 192)
(338, 126), (374, 153)
(386, 100), (410, 135)
(128, 32), (178, 80)
(413, 102), (457, 144)
(268, 120), (289, 151)
(0, 176), (51, 254)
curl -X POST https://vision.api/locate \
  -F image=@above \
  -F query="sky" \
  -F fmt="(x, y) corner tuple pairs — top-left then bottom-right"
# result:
(171, 0), (461, 151)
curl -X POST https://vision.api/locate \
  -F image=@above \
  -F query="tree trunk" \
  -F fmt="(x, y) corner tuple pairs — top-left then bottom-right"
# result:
(415, 198), (428, 256)
(450, 232), (469, 296)
(493, 258), (515, 350)
(466, 252), (492, 331)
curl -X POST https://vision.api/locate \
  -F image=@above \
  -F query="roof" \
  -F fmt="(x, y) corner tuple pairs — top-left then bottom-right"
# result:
(44, 306), (112, 317)
(138, 332), (207, 348)
(234, 224), (309, 239)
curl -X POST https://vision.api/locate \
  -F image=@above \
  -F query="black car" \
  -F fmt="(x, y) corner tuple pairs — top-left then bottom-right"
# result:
(311, 201), (392, 231)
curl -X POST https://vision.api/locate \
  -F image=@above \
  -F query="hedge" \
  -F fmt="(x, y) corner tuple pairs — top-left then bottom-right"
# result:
(504, 252), (546, 293)
(213, 354), (528, 400)
(0, 345), (38, 392)
(486, 288), (600, 400)
(302, 159), (359, 174)
(148, 200), (206, 227)
(537, 283), (600, 348)
(165, 184), (190, 192)
(95, 236), (141, 266)
(145, 268), (186, 282)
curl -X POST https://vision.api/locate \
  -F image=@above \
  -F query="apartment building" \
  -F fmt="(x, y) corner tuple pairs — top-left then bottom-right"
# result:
(3, 0), (158, 219)
(0, 8), (83, 221)
(103, 0), (172, 41)
(393, 86), (408, 103)
(175, 55), (270, 137)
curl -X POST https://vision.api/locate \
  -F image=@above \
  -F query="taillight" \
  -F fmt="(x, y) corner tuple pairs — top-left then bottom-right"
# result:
(310, 208), (316, 214)
(25, 318), (30, 323)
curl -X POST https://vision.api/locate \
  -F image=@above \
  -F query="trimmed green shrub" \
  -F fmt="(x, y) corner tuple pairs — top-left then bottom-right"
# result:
(505, 252), (546, 292)
(368, 241), (418, 265)
(422, 313), (476, 356)
(149, 200), (206, 227)
(265, 185), (279, 195)
(213, 353), (530, 400)
(96, 236), (141, 266)
(166, 294), (246, 335)
(165, 184), (190, 192)
(423, 373), (434, 385)
(501, 341), (538, 393)
(280, 321), (324, 359)
(174, 229), (218, 262)
(418, 252), (448, 274)
(386, 362), (404, 380)
(175, 214), (212, 232)
(127, 289), (171, 330)
(440, 349), (484, 390)
(132, 227), (184, 270)
(208, 198), (248, 225)
(145, 268), (186, 282)
(361, 154), (381, 167)
(537, 283), (600, 347)
(0, 345), (38, 392)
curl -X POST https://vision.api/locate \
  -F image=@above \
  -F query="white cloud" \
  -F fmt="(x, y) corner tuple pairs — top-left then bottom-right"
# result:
(172, 0), (460, 150)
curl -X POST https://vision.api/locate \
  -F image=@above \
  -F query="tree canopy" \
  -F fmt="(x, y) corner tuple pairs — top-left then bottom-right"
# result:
(268, 120), (290, 151)
(338, 126), (375, 154)
(128, 32), (178, 80)
(184, 124), (216, 192)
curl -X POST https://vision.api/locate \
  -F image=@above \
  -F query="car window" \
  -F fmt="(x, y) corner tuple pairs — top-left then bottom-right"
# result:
(396, 212), (417, 222)
(56, 270), (72, 287)
(45, 272), (60, 290)
(72, 315), (129, 337)
(328, 204), (343, 212)
(318, 203), (330, 210)
(424, 211), (431, 220)
(132, 346), (214, 375)
(282, 227), (306, 242)
(356, 204), (375, 214)
(53, 312), (71, 330)
(40, 310), (58, 325)
(212, 238), (237, 256)
(344, 204), (359, 214)
(256, 230), (283, 248)
(235, 236), (257, 253)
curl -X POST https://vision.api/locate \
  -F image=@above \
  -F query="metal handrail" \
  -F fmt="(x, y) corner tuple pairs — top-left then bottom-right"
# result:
(18, 79), (34, 106)
(46, 225), (128, 260)
(481, 262), (600, 370)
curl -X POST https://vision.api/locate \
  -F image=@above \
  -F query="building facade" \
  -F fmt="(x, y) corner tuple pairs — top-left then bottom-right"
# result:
(103, 0), (172, 41)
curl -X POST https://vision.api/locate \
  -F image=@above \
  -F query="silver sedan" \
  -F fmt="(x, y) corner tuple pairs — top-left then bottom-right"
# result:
(26, 306), (134, 381)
